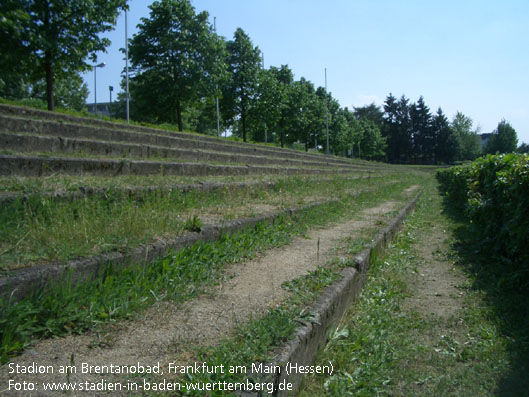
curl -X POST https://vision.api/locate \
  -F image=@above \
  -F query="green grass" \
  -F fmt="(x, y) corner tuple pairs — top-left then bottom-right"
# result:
(299, 180), (529, 396)
(0, 172), (427, 363)
(0, 174), (408, 268)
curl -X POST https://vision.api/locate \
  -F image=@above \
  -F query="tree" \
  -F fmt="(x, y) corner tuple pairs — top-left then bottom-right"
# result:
(451, 112), (481, 160)
(128, 0), (225, 131)
(410, 96), (433, 163)
(0, 0), (126, 111)
(383, 94), (413, 163)
(518, 142), (529, 154)
(223, 28), (262, 142)
(432, 108), (458, 164)
(31, 73), (89, 112)
(358, 119), (386, 160)
(353, 103), (384, 129)
(485, 120), (518, 154)
(272, 65), (294, 148)
(247, 67), (283, 143)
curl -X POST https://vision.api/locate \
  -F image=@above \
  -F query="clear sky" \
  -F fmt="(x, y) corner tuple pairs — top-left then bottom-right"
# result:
(82, 0), (529, 144)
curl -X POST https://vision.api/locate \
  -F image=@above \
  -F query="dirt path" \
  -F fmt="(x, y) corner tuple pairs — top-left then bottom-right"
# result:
(1, 191), (418, 395)
(405, 224), (465, 319)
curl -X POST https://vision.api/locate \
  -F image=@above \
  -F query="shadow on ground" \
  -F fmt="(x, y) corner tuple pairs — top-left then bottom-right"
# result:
(441, 200), (529, 396)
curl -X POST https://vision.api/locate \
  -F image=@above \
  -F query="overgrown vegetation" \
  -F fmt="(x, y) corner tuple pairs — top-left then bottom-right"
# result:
(0, 175), (399, 268)
(300, 182), (529, 395)
(437, 153), (529, 289)
(0, 176), (424, 363)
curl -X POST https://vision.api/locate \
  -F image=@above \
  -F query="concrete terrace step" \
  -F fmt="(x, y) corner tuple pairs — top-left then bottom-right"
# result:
(0, 113), (361, 169)
(0, 104), (357, 167)
(0, 131), (377, 171)
(0, 154), (362, 177)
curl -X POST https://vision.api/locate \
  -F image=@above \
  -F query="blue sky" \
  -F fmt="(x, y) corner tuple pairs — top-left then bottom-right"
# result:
(83, 0), (529, 144)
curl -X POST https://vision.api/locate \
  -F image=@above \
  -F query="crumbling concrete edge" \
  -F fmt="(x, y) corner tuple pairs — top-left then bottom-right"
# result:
(240, 189), (424, 397)
(0, 199), (341, 303)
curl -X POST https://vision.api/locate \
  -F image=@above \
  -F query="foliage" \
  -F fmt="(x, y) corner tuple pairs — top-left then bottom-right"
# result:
(30, 73), (89, 112)
(127, 0), (225, 131)
(437, 154), (529, 287)
(484, 119), (518, 154)
(0, 0), (125, 110)
(451, 111), (481, 160)
(222, 28), (262, 142)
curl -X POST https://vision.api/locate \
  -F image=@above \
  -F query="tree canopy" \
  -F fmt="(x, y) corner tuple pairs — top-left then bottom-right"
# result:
(0, 0), (126, 110)
(128, 0), (225, 131)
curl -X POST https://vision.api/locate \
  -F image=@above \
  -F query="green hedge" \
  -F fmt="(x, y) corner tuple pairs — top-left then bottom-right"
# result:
(437, 154), (529, 268)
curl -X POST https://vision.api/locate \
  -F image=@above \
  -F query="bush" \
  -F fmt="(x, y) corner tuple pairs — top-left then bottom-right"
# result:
(437, 154), (529, 275)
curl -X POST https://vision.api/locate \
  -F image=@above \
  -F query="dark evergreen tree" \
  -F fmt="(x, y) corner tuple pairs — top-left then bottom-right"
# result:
(432, 108), (458, 164)
(410, 96), (433, 163)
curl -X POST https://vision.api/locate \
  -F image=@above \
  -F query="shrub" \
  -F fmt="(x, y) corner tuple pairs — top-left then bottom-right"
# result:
(437, 154), (529, 276)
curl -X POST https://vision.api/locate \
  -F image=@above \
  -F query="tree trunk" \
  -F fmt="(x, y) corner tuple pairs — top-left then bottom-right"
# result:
(176, 98), (183, 132)
(45, 53), (54, 111)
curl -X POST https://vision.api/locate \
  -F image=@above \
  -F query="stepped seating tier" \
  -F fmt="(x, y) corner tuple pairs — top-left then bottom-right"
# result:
(0, 104), (391, 178)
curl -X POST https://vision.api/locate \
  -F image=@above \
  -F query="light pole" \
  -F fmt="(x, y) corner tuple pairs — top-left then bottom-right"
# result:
(125, 7), (130, 124)
(109, 86), (113, 117)
(214, 16), (220, 137)
(325, 68), (329, 155)
(93, 62), (106, 116)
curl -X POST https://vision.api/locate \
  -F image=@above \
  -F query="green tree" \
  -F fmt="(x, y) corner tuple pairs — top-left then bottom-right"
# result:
(432, 107), (458, 164)
(451, 111), (481, 160)
(353, 103), (384, 129)
(128, 0), (225, 131)
(0, 0), (125, 111)
(31, 73), (89, 112)
(247, 67), (283, 143)
(223, 28), (262, 142)
(272, 65), (295, 148)
(518, 142), (529, 154)
(485, 120), (518, 154)
(383, 94), (412, 163)
(410, 96), (433, 163)
(358, 119), (386, 160)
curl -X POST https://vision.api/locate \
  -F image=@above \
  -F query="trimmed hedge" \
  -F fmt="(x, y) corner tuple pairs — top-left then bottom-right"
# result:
(437, 154), (529, 269)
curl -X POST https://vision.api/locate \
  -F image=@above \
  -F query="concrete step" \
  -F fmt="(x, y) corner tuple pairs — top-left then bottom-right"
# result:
(0, 131), (373, 171)
(0, 104), (359, 167)
(0, 154), (360, 177)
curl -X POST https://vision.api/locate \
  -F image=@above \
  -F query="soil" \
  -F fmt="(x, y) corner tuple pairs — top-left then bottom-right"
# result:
(405, 223), (465, 319)
(0, 191), (418, 395)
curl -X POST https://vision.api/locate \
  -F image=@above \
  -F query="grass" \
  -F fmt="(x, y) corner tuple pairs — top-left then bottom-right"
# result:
(299, 180), (529, 396)
(0, 174), (411, 268)
(0, 172), (427, 363)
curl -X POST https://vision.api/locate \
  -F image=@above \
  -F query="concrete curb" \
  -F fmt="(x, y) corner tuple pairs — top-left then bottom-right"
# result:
(241, 189), (424, 396)
(0, 199), (343, 303)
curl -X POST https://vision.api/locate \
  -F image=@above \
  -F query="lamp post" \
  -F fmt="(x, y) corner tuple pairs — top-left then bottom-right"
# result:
(93, 62), (106, 116)
(325, 68), (329, 155)
(125, 8), (130, 124)
(109, 86), (113, 117)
